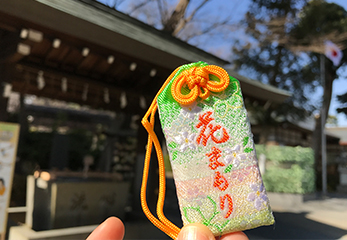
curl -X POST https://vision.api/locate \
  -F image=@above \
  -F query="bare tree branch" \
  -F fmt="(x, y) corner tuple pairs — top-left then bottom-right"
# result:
(172, 0), (209, 36)
(251, 17), (347, 54)
(163, 0), (190, 34)
(116, 0), (240, 50)
(128, 0), (154, 15)
(186, 0), (209, 23)
(156, 0), (167, 26)
(182, 18), (231, 41)
(113, 0), (127, 9)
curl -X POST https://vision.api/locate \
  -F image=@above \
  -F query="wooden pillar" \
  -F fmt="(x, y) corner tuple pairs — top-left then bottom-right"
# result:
(17, 94), (28, 157)
(0, 64), (12, 122)
(0, 84), (8, 122)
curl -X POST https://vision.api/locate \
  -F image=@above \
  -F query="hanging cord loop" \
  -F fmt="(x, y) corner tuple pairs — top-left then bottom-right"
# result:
(141, 67), (181, 239)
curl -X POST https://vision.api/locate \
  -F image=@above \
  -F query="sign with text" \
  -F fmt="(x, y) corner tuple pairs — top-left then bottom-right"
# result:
(0, 122), (19, 235)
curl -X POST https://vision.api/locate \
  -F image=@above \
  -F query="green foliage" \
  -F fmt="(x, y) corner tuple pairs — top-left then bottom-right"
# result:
(233, 0), (315, 121)
(255, 144), (315, 193)
(292, 0), (347, 40)
(263, 165), (315, 194)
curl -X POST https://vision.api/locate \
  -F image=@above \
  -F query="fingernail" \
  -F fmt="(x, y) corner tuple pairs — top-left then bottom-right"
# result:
(177, 225), (214, 240)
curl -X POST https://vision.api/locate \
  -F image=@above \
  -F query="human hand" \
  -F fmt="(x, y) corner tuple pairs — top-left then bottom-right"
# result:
(86, 217), (249, 240)
(177, 223), (249, 240)
(86, 217), (125, 240)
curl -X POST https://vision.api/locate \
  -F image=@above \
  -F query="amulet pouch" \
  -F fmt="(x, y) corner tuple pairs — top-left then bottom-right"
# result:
(156, 61), (274, 236)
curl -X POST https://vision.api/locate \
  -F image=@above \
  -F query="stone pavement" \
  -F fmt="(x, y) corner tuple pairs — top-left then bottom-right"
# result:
(123, 192), (347, 240)
(246, 192), (347, 240)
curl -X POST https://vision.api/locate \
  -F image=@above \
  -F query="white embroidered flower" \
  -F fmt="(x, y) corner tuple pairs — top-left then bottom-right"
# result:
(174, 131), (196, 152)
(224, 144), (247, 167)
(180, 103), (202, 120)
(169, 113), (193, 135)
(247, 183), (268, 210)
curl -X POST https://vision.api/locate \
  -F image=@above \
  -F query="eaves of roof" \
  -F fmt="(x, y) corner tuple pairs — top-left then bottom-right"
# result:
(75, 0), (229, 65)
(326, 127), (347, 145)
(14, 0), (228, 68)
(1, 0), (293, 105)
(227, 70), (292, 103)
(285, 118), (340, 141)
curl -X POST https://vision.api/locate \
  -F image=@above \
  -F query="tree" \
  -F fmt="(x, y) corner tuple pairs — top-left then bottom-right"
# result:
(232, 0), (312, 130)
(98, 0), (241, 57)
(233, 0), (347, 189)
(290, 0), (347, 190)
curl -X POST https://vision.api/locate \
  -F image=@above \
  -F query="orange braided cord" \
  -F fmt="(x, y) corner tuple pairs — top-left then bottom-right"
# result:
(153, 105), (180, 234)
(141, 67), (181, 239)
(148, 105), (180, 234)
(141, 112), (179, 239)
(171, 65), (229, 105)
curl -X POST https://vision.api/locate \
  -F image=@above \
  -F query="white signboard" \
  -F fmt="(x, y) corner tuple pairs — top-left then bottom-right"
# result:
(0, 122), (19, 236)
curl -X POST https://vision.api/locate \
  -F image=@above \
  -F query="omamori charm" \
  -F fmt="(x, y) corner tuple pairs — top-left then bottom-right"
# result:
(157, 62), (274, 236)
(141, 61), (274, 239)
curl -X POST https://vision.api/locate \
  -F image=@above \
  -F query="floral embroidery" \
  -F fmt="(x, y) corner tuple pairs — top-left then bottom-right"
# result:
(170, 115), (193, 135)
(224, 145), (247, 167)
(174, 131), (197, 152)
(180, 103), (202, 120)
(247, 183), (268, 210)
(183, 196), (230, 234)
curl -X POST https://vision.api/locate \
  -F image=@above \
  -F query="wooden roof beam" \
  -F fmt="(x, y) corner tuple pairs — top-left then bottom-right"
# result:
(13, 62), (149, 96)
(20, 28), (43, 43)
(0, 31), (30, 63)
(0, 28), (45, 64)
(0, 22), (17, 32)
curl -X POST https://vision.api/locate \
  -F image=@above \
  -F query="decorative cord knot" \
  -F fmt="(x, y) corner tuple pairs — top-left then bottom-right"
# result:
(185, 67), (209, 89)
(171, 65), (229, 105)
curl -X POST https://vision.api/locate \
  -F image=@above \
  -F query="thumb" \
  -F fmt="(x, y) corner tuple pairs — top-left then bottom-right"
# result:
(86, 217), (124, 240)
(177, 223), (215, 240)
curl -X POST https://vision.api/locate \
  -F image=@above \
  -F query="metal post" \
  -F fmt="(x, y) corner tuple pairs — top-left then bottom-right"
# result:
(321, 54), (327, 196)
